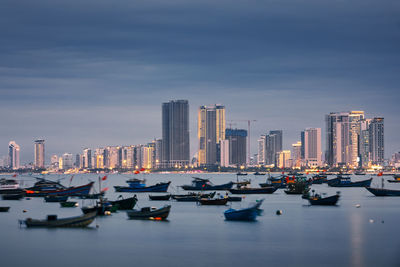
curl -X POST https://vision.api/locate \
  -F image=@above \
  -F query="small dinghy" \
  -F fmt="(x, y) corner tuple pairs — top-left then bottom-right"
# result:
(20, 212), (97, 228)
(149, 194), (171, 201)
(126, 205), (171, 220)
(0, 206), (10, 212)
(224, 199), (264, 221)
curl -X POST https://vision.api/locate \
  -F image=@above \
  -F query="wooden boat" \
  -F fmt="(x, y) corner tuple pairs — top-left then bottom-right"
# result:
(306, 191), (340, 205)
(388, 175), (400, 183)
(114, 181), (170, 192)
(327, 176), (372, 187)
(126, 205), (171, 220)
(365, 187), (400, 196)
(253, 172), (265, 176)
(78, 192), (105, 199)
(229, 186), (277, 194)
(149, 194), (171, 201)
(180, 177), (233, 191)
(224, 199), (264, 221)
(198, 198), (228, 205)
(24, 177), (66, 192)
(284, 182), (310, 195)
(109, 195), (138, 210)
(60, 201), (78, 207)
(227, 196), (242, 202)
(0, 206), (10, 212)
(44, 195), (69, 202)
(82, 200), (117, 215)
(21, 211), (97, 228)
(25, 182), (94, 197)
(173, 195), (200, 202)
(125, 178), (146, 188)
(0, 178), (24, 194)
(236, 172), (248, 176)
(171, 192), (215, 199)
(2, 193), (24, 200)
(310, 174), (328, 184)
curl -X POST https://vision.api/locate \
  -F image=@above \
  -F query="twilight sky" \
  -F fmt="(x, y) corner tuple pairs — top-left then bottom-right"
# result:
(1, 0), (399, 164)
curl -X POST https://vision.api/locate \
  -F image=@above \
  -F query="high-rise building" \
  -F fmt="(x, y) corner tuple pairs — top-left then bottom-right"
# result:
(155, 139), (163, 169)
(257, 135), (267, 165)
(106, 146), (121, 169)
(162, 100), (190, 168)
(94, 148), (106, 169)
(359, 119), (371, 168)
(198, 104), (226, 166)
(220, 139), (230, 167)
(61, 153), (73, 170)
(325, 111), (364, 167)
(303, 128), (322, 167)
(82, 148), (92, 169)
(265, 130), (283, 166)
(8, 141), (20, 170)
(225, 129), (247, 166)
(276, 150), (291, 169)
(50, 155), (58, 169)
(291, 141), (302, 168)
(34, 139), (45, 169)
(369, 117), (384, 165)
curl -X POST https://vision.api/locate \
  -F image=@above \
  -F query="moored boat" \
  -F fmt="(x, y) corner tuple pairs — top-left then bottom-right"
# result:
(126, 205), (171, 220)
(180, 177), (233, 191)
(0, 206), (10, 212)
(253, 172), (265, 176)
(224, 199), (264, 221)
(365, 187), (400, 196)
(44, 195), (69, 202)
(60, 201), (78, 207)
(20, 211), (97, 228)
(114, 181), (170, 192)
(305, 191), (340, 205)
(0, 178), (24, 194)
(25, 182), (94, 197)
(149, 194), (171, 201)
(327, 176), (372, 187)
(2, 192), (24, 200)
(109, 195), (138, 210)
(229, 186), (277, 194)
(198, 198), (228, 205)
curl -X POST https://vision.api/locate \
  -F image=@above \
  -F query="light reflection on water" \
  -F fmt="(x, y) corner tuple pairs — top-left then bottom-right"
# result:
(0, 173), (399, 267)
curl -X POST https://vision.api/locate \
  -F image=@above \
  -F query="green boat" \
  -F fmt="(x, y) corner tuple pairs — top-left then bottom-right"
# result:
(60, 201), (78, 208)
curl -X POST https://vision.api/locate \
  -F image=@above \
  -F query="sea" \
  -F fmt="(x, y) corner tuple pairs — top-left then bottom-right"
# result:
(0, 173), (399, 267)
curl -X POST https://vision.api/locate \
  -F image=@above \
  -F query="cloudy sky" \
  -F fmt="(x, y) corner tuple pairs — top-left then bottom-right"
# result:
(1, 0), (399, 164)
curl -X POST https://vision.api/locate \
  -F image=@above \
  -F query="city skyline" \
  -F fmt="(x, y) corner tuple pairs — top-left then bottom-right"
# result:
(1, 0), (399, 163)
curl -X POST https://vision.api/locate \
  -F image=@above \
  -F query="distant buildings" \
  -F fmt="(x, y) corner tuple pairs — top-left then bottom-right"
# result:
(276, 150), (291, 169)
(291, 142), (302, 168)
(162, 100), (190, 168)
(369, 118), (384, 165)
(225, 129), (247, 167)
(34, 139), (45, 169)
(302, 128), (322, 168)
(60, 153), (73, 170)
(8, 141), (20, 170)
(258, 130), (283, 167)
(197, 104), (226, 166)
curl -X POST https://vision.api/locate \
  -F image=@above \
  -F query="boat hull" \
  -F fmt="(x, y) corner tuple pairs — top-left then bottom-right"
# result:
(114, 182), (170, 192)
(25, 182), (94, 197)
(365, 187), (400, 196)
(2, 193), (24, 200)
(149, 194), (171, 201)
(0, 206), (10, 212)
(181, 182), (233, 191)
(109, 196), (138, 210)
(327, 178), (372, 187)
(23, 212), (97, 228)
(198, 198), (228, 205)
(308, 195), (340, 205)
(127, 205), (171, 220)
(224, 208), (258, 221)
(229, 187), (277, 194)
(44, 195), (69, 202)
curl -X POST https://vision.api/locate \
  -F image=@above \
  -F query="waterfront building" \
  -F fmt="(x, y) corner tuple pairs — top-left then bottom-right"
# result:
(8, 141), (20, 170)
(291, 141), (302, 168)
(276, 150), (291, 169)
(61, 153), (73, 170)
(34, 139), (45, 169)
(82, 148), (92, 169)
(74, 154), (81, 168)
(94, 148), (106, 169)
(155, 139), (163, 169)
(369, 117), (384, 165)
(142, 143), (155, 169)
(225, 128), (247, 167)
(265, 130), (283, 166)
(50, 155), (59, 169)
(162, 100), (190, 168)
(325, 111), (364, 168)
(106, 146), (121, 169)
(220, 139), (230, 167)
(303, 128), (322, 167)
(359, 119), (371, 168)
(198, 104), (226, 166)
(257, 135), (266, 165)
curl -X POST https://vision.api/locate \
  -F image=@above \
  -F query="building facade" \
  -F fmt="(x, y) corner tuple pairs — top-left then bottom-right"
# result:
(303, 128), (322, 167)
(34, 139), (45, 169)
(8, 141), (20, 170)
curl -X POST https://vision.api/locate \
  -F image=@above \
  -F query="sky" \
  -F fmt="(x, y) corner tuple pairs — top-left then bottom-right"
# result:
(0, 0), (399, 164)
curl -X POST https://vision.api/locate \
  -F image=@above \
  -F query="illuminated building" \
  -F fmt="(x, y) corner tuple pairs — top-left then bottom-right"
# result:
(265, 130), (283, 166)
(369, 117), (384, 165)
(303, 128), (322, 167)
(291, 141), (302, 168)
(220, 139), (230, 167)
(34, 139), (45, 169)
(276, 150), (291, 169)
(82, 148), (92, 169)
(94, 148), (105, 169)
(198, 104), (226, 166)
(257, 135), (266, 165)
(8, 141), (20, 170)
(162, 100), (190, 168)
(61, 153), (73, 170)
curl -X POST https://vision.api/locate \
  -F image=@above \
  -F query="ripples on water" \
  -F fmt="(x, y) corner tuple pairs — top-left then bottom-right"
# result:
(1, 173), (399, 267)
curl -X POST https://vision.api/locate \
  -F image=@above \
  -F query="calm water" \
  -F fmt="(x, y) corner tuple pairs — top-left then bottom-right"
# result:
(0, 173), (399, 267)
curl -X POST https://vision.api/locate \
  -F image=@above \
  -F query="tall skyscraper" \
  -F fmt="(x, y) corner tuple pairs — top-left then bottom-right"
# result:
(325, 111), (364, 167)
(198, 104), (226, 166)
(34, 139), (45, 169)
(303, 128), (322, 167)
(265, 130), (283, 166)
(61, 153), (73, 170)
(162, 100), (190, 168)
(369, 117), (384, 165)
(276, 150), (291, 169)
(291, 141), (302, 168)
(359, 119), (371, 168)
(155, 139), (163, 169)
(8, 141), (20, 170)
(257, 135), (267, 165)
(82, 148), (92, 169)
(225, 129), (247, 166)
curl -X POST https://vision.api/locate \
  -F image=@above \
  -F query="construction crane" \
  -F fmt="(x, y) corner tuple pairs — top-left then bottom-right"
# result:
(227, 119), (257, 165)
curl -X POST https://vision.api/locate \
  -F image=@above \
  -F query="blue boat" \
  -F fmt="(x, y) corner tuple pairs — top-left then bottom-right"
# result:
(114, 181), (171, 192)
(25, 182), (94, 197)
(224, 199), (264, 221)
(327, 176), (372, 187)
(126, 178), (146, 188)
(365, 187), (400, 196)
(181, 177), (233, 191)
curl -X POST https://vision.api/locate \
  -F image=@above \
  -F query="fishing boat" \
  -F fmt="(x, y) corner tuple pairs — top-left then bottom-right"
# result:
(0, 206), (10, 212)
(236, 172), (248, 176)
(109, 195), (138, 210)
(20, 211), (97, 228)
(0, 178), (24, 194)
(60, 201), (78, 207)
(354, 171), (366, 175)
(25, 182), (94, 197)
(305, 190), (340, 205)
(44, 195), (69, 202)
(198, 197), (228, 205)
(253, 172), (265, 175)
(2, 193), (24, 200)
(78, 192), (105, 199)
(310, 174), (328, 184)
(114, 181), (171, 192)
(81, 201), (117, 215)
(125, 178), (146, 188)
(229, 186), (277, 194)
(284, 180), (310, 195)
(126, 205), (171, 220)
(365, 187), (400, 196)
(172, 191), (215, 199)
(387, 175), (400, 183)
(260, 175), (286, 189)
(224, 199), (264, 221)
(327, 176), (372, 187)
(149, 194), (171, 201)
(180, 177), (233, 191)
